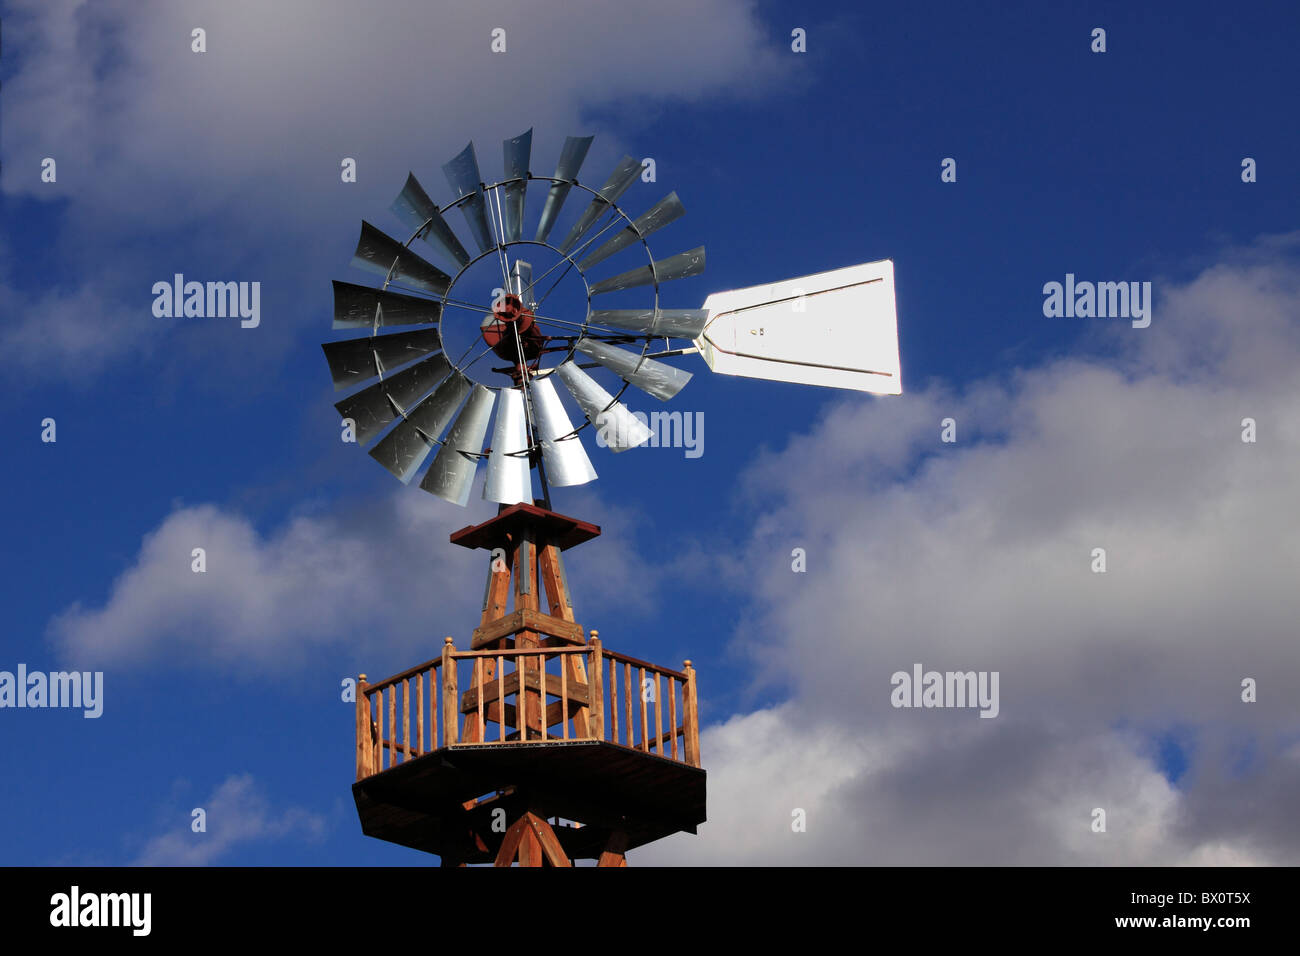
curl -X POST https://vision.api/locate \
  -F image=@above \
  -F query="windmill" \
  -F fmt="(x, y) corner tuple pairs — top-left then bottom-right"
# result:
(328, 129), (900, 866)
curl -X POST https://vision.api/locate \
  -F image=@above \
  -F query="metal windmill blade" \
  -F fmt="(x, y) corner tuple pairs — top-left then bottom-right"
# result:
(574, 339), (692, 401)
(587, 308), (708, 339)
(442, 142), (494, 254)
(529, 376), (596, 486)
(589, 247), (705, 296)
(554, 361), (653, 452)
(321, 327), (442, 391)
(535, 135), (594, 244)
(579, 192), (686, 270)
(390, 173), (471, 269)
(334, 352), (453, 446)
(501, 129), (532, 244)
(557, 155), (643, 255)
(332, 281), (442, 330)
(483, 387), (531, 505)
(351, 221), (452, 296)
(368, 371), (472, 483)
(420, 385), (496, 506)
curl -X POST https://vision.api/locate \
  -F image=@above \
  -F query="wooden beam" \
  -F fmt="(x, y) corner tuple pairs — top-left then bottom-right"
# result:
(526, 812), (572, 867)
(471, 607), (585, 649)
(493, 816), (527, 867)
(597, 830), (629, 867)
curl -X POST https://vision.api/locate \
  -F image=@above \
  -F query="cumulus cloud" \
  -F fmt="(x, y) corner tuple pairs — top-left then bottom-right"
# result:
(640, 709), (1296, 866)
(47, 480), (666, 671)
(47, 491), (485, 669)
(132, 774), (325, 866)
(638, 236), (1300, 864)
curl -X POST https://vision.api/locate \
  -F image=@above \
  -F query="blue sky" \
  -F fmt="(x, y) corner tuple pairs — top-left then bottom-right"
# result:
(3, 0), (1299, 865)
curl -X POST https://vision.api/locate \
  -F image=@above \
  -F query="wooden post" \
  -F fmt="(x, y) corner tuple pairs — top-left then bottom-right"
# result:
(589, 631), (604, 741)
(355, 675), (370, 780)
(539, 541), (591, 738)
(682, 660), (699, 767)
(441, 638), (458, 747)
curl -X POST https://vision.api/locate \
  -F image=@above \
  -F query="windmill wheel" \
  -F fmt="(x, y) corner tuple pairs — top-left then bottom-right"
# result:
(322, 129), (707, 507)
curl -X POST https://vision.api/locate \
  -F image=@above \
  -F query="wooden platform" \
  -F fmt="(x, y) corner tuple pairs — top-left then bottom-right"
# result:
(449, 503), (600, 553)
(353, 740), (706, 862)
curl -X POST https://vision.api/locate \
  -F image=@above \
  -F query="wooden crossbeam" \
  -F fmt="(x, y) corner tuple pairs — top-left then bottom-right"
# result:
(494, 811), (573, 867)
(471, 607), (585, 649)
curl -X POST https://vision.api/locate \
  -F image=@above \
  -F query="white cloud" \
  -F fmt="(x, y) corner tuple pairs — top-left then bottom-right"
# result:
(638, 236), (1300, 864)
(132, 773), (325, 866)
(48, 492), (486, 669)
(639, 710), (1293, 865)
(47, 481), (667, 672)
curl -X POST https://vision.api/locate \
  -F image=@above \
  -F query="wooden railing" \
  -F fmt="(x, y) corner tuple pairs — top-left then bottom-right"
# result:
(355, 632), (700, 781)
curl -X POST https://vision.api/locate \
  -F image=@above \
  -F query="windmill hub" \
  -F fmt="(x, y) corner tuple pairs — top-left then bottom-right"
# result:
(481, 293), (545, 366)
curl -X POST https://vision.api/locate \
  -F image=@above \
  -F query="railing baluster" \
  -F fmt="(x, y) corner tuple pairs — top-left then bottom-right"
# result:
(416, 671), (424, 755)
(540, 651), (548, 742)
(639, 666), (648, 753)
(654, 672), (663, 755)
(496, 650), (505, 742)
(609, 658), (619, 745)
(560, 652), (568, 740)
(403, 678), (411, 763)
(669, 676), (678, 761)
(517, 654), (525, 741)
(372, 690), (380, 771)
(386, 685), (396, 768)
(477, 655), (485, 740)
(623, 662), (632, 747)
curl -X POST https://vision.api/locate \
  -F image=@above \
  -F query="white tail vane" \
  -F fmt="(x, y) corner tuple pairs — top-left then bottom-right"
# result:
(695, 259), (901, 395)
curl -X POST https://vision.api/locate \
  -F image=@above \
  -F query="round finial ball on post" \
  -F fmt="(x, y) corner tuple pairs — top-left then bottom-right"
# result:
(444, 636), (454, 645)
(683, 660), (692, 668)
(590, 629), (599, 640)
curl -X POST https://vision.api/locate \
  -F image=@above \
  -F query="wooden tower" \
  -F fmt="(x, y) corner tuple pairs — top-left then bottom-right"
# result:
(351, 502), (705, 866)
